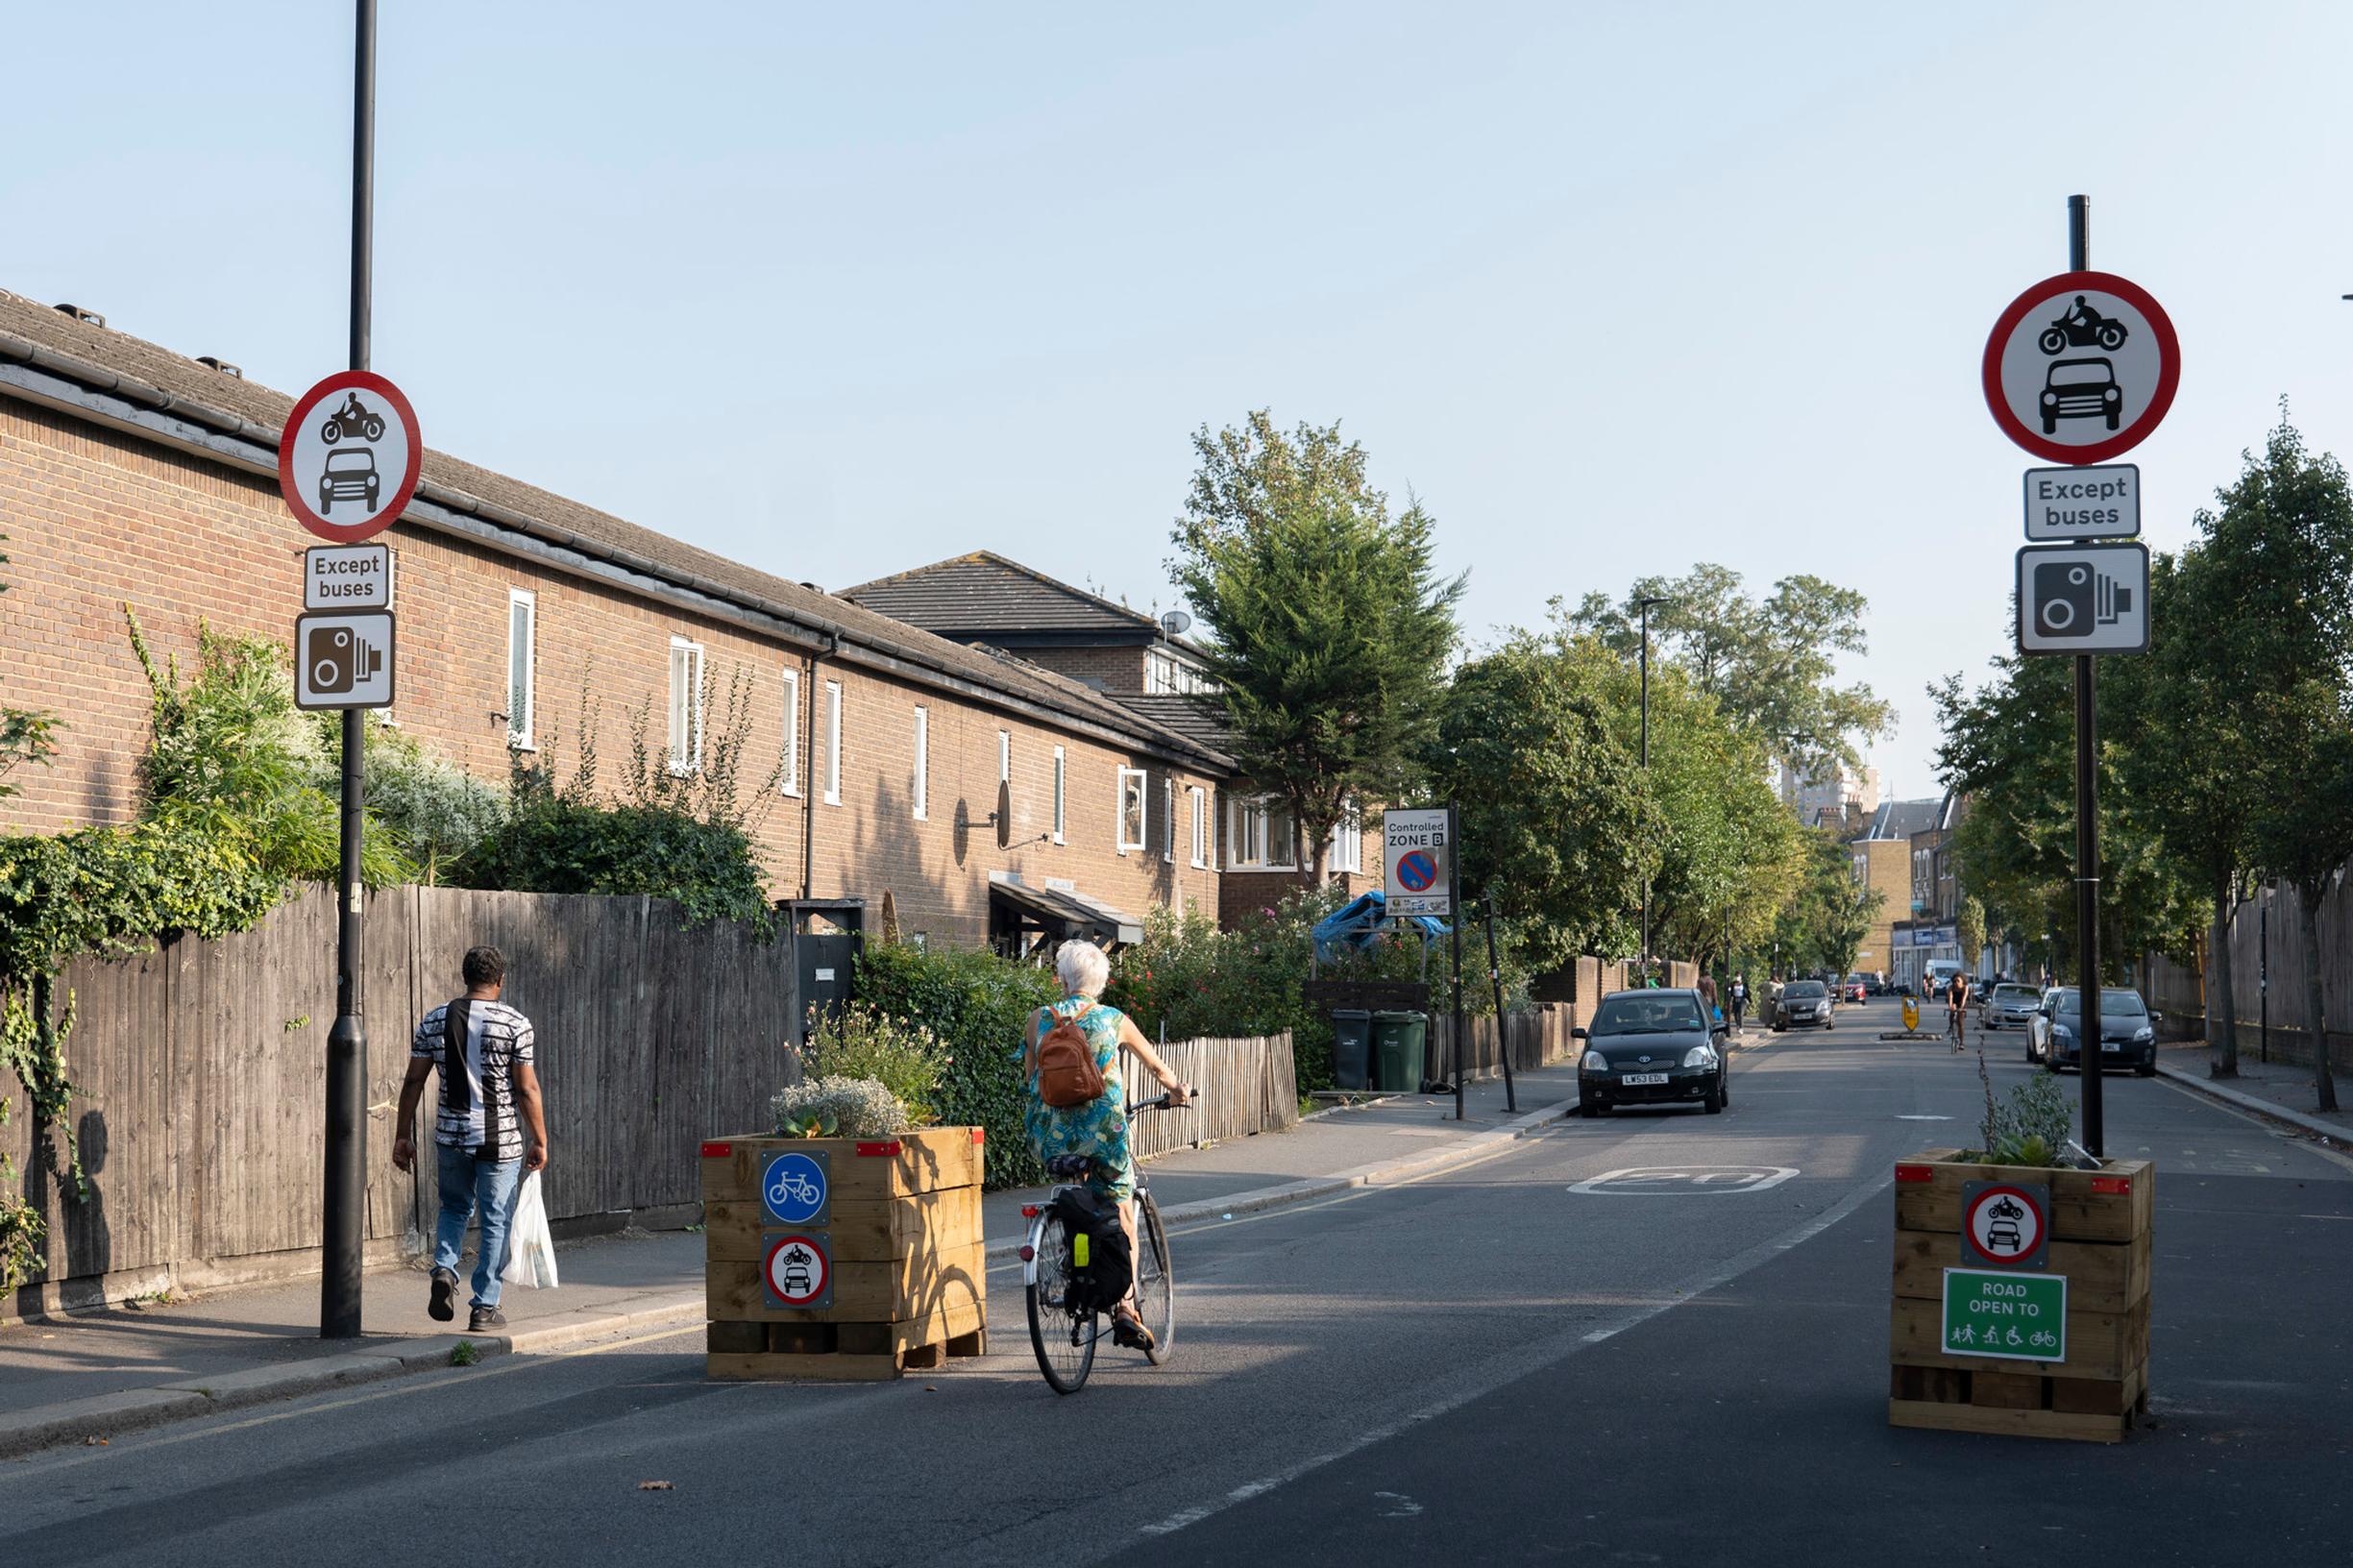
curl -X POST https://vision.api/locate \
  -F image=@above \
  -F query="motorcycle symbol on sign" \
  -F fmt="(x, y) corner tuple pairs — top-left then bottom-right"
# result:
(2038, 296), (2129, 355)
(319, 391), (387, 444)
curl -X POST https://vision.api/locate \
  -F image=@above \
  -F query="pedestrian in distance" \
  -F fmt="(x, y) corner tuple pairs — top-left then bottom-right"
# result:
(1948, 972), (1973, 1053)
(393, 945), (549, 1333)
(1019, 940), (1191, 1353)
(1728, 974), (1748, 1037)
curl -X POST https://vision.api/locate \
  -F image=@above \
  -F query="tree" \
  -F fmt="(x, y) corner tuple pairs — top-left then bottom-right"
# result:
(1957, 895), (1986, 968)
(1571, 564), (1894, 781)
(1771, 831), (1884, 985)
(2248, 686), (2352, 1114)
(1426, 631), (1657, 973)
(1171, 412), (1464, 883)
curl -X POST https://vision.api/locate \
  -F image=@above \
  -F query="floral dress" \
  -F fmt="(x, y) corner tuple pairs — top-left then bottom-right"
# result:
(1019, 996), (1133, 1200)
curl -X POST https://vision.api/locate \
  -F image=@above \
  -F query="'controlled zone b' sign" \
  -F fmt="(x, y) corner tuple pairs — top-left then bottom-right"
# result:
(1982, 270), (2179, 465)
(1383, 807), (1452, 918)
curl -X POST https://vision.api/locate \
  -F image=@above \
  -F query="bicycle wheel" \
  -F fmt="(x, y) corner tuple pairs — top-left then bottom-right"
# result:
(1025, 1212), (1096, 1395)
(1134, 1191), (1173, 1365)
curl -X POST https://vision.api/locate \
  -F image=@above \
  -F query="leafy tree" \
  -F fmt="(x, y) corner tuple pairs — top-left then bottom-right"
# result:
(1770, 831), (1884, 984)
(1426, 630), (1657, 973)
(1571, 563), (1894, 781)
(1171, 411), (1464, 884)
(1957, 895), (1986, 968)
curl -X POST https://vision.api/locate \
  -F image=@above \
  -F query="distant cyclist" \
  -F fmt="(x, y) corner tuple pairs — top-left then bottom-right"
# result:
(1948, 972), (1973, 1052)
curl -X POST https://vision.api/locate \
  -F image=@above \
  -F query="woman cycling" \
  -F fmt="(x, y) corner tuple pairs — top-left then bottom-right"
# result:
(1020, 940), (1190, 1351)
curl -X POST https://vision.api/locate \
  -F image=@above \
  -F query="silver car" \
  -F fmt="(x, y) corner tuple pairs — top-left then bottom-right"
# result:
(2025, 987), (2065, 1063)
(1981, 983), (2042, 1033)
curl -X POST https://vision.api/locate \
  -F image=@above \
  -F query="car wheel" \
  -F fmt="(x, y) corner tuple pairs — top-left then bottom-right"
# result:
(1703, 1080), (1724, 1115)
(1578, 1098), (1600, 1118)
(2136, 1062), (2156, 1078)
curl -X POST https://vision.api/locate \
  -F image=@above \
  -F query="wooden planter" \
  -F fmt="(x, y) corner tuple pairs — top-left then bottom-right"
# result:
(699, 1127), (988, 1382)
(1888, 1148), (2154, 1442)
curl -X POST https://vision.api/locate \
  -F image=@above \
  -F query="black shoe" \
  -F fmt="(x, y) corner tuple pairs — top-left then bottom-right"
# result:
(468, 1305), (507, 1334)
(1110, 1308), (1155, 1353)
(429, 1267), (457, 1322)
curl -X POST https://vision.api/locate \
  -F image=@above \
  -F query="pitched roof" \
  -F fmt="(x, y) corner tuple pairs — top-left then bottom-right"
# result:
(1859, 798), (1944, 842)
(1113, 692), (1236, 750)
(841, 551), (1198, 647)
(0, 289), (1231, 772)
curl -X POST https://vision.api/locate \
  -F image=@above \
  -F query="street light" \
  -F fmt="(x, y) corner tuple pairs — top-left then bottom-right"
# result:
(1637, 594), (1673, 980)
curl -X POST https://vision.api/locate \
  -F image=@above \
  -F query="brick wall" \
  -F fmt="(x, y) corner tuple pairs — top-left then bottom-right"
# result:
(1851, 839), (1910, 980)
(0, 401), (1218, 947)
(1013, 644), (1147, 693)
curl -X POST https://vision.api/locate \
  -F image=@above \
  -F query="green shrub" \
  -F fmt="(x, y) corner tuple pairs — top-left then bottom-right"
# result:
(854, 942), (1058, 1189)
(770, 1076), (910, 1139)
(1974, 1049), (2076, 1165)
(800, 1002), (947, 1122)
(344, 723), (502, 884)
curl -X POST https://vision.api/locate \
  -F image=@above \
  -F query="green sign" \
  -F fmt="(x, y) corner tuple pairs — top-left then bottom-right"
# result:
(1941, 1268), (2067, 1362)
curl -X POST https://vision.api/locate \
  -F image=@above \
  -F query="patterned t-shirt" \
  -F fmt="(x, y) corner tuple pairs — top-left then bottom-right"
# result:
(410, 999), (536, 1162)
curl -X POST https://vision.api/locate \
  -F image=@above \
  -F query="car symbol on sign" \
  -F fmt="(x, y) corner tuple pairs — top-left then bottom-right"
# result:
(2040, 358), (2122, 435)
(320, 448), (381, 515)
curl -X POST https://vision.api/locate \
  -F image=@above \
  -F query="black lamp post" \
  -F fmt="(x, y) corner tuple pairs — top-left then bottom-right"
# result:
(1637, 595), (1673, 979)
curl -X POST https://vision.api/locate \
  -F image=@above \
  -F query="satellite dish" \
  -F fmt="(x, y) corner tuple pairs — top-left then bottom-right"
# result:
(995, 779), (1012, 850)
(1161, 610), (1192, 639)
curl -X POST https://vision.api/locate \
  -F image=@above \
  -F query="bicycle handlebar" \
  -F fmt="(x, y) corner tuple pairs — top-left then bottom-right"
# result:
(1127, 1090), (1199, 1115)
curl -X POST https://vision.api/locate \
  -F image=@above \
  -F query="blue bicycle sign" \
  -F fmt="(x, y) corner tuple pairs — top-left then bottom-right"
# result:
(762, 1151), (828, 1224)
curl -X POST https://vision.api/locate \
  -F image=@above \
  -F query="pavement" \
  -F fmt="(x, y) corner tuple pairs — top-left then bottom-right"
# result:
(0, 1061), (1588, 1459)
(2153, 1037), (2352, 1143)
(6, 993), (2346, 1567)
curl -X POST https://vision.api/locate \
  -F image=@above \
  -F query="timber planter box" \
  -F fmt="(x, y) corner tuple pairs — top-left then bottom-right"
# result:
(699, 1127), (988, 1382)
(1888, 1148), (2154, 1443)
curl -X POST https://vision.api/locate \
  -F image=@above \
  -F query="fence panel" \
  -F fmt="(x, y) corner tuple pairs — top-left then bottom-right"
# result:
(2145, 868), (2352, 1069)
(1126, 1034), (1297, 1163)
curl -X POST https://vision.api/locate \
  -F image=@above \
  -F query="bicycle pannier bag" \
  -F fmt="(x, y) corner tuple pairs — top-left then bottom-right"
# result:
(1036, 1005), (1107, 1108)
(1051, 1188), (1132, 1312)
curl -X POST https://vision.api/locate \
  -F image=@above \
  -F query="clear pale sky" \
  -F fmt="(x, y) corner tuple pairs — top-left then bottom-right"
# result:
(8, 2), (2349, 798)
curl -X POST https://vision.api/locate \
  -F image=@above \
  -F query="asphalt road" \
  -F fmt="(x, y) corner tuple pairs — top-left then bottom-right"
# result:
(6, 994), (2346, 1567)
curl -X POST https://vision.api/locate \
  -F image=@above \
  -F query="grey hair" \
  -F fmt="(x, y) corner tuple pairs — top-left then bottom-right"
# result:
(1056, 939), (1111, 998)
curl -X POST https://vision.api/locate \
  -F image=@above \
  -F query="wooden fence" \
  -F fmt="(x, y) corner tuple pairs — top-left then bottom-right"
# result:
(1126, 1034), (1299, 1163)
(2145, 867), (2352, 1071)
(4, 885), (801, 1315)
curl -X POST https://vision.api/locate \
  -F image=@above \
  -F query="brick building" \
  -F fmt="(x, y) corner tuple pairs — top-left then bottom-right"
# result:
(0, 290), (1232, 970)
(1846, 797), (1941, 985)
(843, 551), (1381, 926)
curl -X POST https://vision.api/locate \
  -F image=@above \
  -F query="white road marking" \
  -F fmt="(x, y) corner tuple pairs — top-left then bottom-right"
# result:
(1567, 1165), (1799, 1195)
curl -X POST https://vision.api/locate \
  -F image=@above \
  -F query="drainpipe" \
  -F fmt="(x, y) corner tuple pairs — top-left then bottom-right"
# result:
(799, 632), (837, 902)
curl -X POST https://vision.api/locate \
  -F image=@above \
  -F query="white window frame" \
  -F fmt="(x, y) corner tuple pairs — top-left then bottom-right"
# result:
(667, 637), (703, 774)
(1331, 802), (1361, 875)
(912, 705), (929, 821)
(1052, 747), (1066, 844)
(997, 729), (1011, 784)
(505, 589), (536, 749)
(1228, 794), (1296, 871)
(1189, 786), (1208, 868)
(1117, 767), (1147, 854)
(780, 668), (801, 796)
(1164, 777), (1176, 863)
(823, 680), (843, 805)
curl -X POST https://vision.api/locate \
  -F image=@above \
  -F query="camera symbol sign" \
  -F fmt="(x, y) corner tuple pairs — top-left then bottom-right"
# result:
(2016, 541), (2148, 656)
(293, 609), (396, 710)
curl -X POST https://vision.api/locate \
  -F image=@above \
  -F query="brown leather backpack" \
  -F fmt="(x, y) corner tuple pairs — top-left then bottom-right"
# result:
(1035, 1003), (1107, 1109)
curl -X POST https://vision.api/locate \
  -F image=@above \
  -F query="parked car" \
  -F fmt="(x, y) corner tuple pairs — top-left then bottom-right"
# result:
(2042, 988), (2162, 1076)
(2025, 986), (2063, 1063)
(1842, 973), (1869, 1003)
(1979, 982), (2043, 1033)
(1574, 989), (1729, 1117)
(1772, 979), (1834, 1031)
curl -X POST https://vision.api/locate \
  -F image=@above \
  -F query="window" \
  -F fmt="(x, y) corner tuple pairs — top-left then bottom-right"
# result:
(823, 680), (843, 804)
(1331, 803), (1361, 875)
(780, 669), (800, 796)
(997, 729), (1011, 784)
(1146, 649), (1214, 696)
(1189, 787), (1208, 867)
(1163, 778), (1175, 863)
(1117, 768), (1147, 853)
(912, 706), (929, 821)
(1051, 747), (1066, 843)
(1230, 795), (1295, 870)
(667, 637), (703, 772)
(505, 590), (535, 748)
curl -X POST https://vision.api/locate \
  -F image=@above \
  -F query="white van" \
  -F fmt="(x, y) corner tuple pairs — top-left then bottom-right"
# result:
(1923, 960), (1964, 997)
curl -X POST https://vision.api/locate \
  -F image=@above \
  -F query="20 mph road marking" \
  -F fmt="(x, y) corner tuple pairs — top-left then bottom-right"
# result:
(1567, 1165), (1799, 1195)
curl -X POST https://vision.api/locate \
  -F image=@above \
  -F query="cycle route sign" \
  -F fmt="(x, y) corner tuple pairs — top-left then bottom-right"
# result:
(1982, 270), (2179, 466)
(762, 1150), (830, 1226)
(278, 369), (423, 545)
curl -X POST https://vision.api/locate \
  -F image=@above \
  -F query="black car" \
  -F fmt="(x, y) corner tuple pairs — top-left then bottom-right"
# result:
(2043, 988), (2161, 1076)
(1575, 989), (1729, 1116)
(1772, 979), (1834, 1030)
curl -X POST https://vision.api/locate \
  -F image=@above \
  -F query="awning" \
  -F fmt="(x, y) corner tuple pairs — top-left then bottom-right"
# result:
(989, 880), (1144, 950)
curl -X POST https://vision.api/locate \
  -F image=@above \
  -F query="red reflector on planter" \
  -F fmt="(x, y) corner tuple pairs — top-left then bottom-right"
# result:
(1895, 1164), (1934, 1184)
(2091, 1175), (2132, 1195)
(972, 1127), (986, 1144)
(699, 1141), (733, 1159)
(856, 1140), (902, 1158)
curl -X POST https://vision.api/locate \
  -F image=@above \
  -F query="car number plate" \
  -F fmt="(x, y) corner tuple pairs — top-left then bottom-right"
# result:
(2100, 1041), (2119, 1052)
(1621, 1072), (1669, 1086)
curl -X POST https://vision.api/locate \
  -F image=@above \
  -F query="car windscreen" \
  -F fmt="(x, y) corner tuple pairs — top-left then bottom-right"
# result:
(1590, 996), (1706, 1035)
(1994, 986), (2038, 1002)
(2047, 990), (2148, 1016)
(2050, 361), (2112, 386)
(1783, 982), (1826, 998)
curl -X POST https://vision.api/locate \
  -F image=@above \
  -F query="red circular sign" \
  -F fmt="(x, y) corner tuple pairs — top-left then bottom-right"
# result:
(1982, 269), (2179, 465)
(1963, 1183), (2047, 1265)
(1397, 850), (1438, 892)
(763, 1233), (829, 1307)
(277, 370), (423, 544)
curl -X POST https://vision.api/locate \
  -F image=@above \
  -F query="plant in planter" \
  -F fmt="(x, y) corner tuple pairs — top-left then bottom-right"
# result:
(768, 1077), (909, 1139)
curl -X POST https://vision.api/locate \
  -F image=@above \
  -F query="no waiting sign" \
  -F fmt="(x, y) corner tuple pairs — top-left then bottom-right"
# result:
(1383, 807), (1452, 918)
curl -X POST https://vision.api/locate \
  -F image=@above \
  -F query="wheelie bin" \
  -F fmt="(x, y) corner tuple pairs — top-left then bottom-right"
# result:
(1371, 1010), (1429, 1092)
(1331, 1010), (1373, 1091)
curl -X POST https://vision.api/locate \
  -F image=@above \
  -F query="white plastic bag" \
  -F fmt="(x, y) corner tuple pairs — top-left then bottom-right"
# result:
(501, 1172), (559, 1289)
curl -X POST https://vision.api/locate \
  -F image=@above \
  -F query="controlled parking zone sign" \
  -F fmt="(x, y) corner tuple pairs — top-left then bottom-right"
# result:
(1983, 270), (2178, 465)
(279, 370), (423, 544)
(1383, 806), (1452, 918)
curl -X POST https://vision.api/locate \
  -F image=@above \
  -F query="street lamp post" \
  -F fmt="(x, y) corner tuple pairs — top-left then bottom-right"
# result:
(1637, 595), (1672, 980)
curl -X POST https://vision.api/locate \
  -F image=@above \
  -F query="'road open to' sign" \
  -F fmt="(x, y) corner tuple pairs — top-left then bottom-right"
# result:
(1567, 1166), (1800, 1195)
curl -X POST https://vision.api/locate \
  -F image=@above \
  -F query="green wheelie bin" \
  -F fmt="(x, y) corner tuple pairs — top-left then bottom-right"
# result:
(1371, 1010), (1429, 1092)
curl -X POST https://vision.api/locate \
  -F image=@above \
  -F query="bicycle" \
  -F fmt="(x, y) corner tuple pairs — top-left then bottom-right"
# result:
(1020, 1093), (1189, 1395)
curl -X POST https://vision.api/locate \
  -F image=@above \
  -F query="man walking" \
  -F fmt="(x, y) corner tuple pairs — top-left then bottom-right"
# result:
(393, 946), (548, 1333)
(1729, 974), (1749, 1037)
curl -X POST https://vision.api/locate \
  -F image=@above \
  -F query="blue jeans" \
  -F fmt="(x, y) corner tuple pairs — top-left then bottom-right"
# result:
(434, 1144), (522, 1310)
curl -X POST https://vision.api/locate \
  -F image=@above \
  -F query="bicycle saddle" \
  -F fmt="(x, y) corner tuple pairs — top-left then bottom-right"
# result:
(1045, 1154), (1096, 1178)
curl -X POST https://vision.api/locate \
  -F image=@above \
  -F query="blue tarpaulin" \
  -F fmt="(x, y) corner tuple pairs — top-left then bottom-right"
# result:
(1311, 890), (1450, 963)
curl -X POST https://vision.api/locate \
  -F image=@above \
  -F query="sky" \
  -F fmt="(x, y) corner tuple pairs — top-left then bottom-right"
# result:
(7, 1), (2351, 800)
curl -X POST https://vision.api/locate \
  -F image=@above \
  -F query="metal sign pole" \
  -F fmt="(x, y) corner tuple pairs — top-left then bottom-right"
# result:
(321, 0), (376, 1338)
(1448, 799), (1465, 1122)
(2069, 193), (2105, 1162)
(1484, 897), (1515, 1112)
